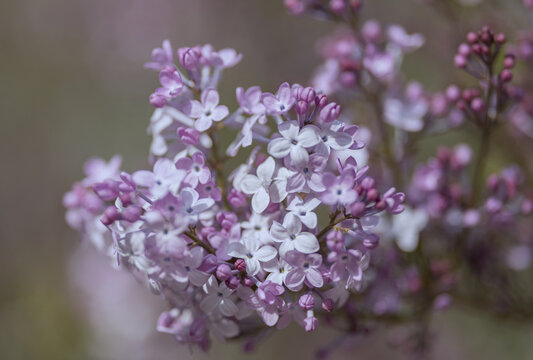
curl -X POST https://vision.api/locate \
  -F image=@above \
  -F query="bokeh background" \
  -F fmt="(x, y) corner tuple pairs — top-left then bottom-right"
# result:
(1, 0), (533, 359)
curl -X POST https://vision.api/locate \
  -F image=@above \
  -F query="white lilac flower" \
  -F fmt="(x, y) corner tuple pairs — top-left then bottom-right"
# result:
(286, 195), (321, 229)
(239, 157), (278, 213)
(384, 97), (428, 132)
(200, 276), (239, 317)
(226, 237), (277, 276)
(270, 214), (319, 255)
(132, 158), (186, 198)
(267, 121), (320, 166)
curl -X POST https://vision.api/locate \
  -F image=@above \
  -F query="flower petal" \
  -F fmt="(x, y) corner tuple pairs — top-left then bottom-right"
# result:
(252, 187), (270, 213)
(294, 233), (319, 254)
(268, 138), (291, 158)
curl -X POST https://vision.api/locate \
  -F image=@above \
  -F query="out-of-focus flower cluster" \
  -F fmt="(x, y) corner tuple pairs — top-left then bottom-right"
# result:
(282, 0), (533, 357)
(64, 40), (405, 349)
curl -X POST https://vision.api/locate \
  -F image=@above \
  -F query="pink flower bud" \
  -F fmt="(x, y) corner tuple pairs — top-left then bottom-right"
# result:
(119, 192), (133, 207)
(177, 127), (200, 145)
(228, 189), (247, 208)
(495, 33), (506, 44)
(503, 54), (516, 69)
(101, 206), (121, 225)
(454, 54), (467, 68)
(458, 43), (470, 56)
(149, 93), (167, 108)
(315, 94), (328, 109)
(178, 47), (200, 70)
(304, 316), (318, 332)
(234, 258), (246, 272)
(299, 294), (315, 310)
(470, 97), (484, 112)
(216, 264), (232, 281)
(500, 69), (513, 82)
(466, 32), (478, 44)
(363, 234), (379, 249)
(122, 205), (143, 222)
(319, 102), (341, 123)
(366, 188), (379, 202)
(322, 298), (335, 312)
(362, 20), (381, 42)
(446, 85), (461, 102)
(329, 0), (346, 14)
(295, 100), (309, 115)
(226, 276), (240, 290)
(242, 276), (254, 287)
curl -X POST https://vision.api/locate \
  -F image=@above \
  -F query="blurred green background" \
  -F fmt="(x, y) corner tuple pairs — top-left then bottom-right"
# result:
(1, 0), (533, 359)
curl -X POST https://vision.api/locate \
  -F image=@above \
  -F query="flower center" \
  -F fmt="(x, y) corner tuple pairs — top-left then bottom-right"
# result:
(289, 234), (296, 240)
(290, 139), (298, 145)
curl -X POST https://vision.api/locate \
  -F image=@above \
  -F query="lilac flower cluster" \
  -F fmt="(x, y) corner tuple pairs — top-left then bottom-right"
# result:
(64, 39), (405, 349)
(64, 0), (533, 357)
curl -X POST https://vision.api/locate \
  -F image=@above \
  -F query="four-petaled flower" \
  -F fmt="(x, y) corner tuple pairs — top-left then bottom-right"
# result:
(268, 121), (320, 166)
(270, 214), (319, 256)
(261, 82), (295, 115)
(200, 275), (239, 316)
(190, 88), (229, 131)
(227, 237), (277, 276)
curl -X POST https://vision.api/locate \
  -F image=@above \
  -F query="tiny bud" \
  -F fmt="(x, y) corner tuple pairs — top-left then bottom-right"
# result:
(119, 192), (132, 207)
(470, 97), (484, 112)
(329, 0), (346, 14)
(200, 226), (216, 239)
(362, 20), (382, 43)
(360, 176), (375, 190)
(319, 102), (340, 123)
(226, 276), (240, 290)
(366, 188), (379, 202)
(216, 264), (232, 281)
(503, 54), (516, 69)
(300, 87), (316, 103)
(350, 202), (366, 217)
(495, 33), (506, 44)
(480, 31), (492, 45)
(315, 95), (328, 109)
(446, 85), (461, 102)
(363, 234), (379, 249)
(471, 44), (482, 54)
(177, 127), (200, 145)
(122, 205), (143, 222)
(178, 47), (200, 70)
(299, 294), (315, 310)
(458, 43), (470, 56)
(228, 189), (247, 208)
(242, 276), (254, 287)
(454, 54), (467, 68)
(304, 316), (318, 332)
(234, 258), (246, 272)
(322, 298), (335, 312)
(500, 69), (513, 82)
(466, 32), (478, 44)
(149, 93), (167, 108)
(295, 100), (309, 115)
(101, 206), (121, 225)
